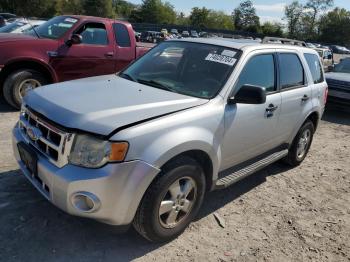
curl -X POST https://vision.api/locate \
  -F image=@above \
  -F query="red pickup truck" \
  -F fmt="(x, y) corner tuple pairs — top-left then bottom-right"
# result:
(0, 15), (154, 109)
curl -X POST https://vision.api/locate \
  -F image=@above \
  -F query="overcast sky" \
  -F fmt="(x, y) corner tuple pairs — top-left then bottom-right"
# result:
(127, 0), (350, 23)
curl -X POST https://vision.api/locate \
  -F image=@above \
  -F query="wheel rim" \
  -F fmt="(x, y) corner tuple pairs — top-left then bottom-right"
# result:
(18, 79), (41, 99)
(296, 129), (311, 159)
(158, 176), (197, 229)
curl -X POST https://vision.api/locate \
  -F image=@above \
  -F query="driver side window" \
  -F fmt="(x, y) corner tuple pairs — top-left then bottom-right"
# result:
(76, 22), (108, 45)
(235, 54), (276, 93)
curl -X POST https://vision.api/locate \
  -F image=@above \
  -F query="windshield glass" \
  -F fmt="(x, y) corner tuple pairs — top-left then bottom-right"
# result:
(121, 41), (240, 99)
(0, 21), (25, 33)
(25, 16), (78, 39)
(333, 59), (350, 74)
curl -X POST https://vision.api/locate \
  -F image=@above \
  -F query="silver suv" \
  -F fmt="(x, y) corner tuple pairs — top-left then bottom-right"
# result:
(12, 38), (328, 242)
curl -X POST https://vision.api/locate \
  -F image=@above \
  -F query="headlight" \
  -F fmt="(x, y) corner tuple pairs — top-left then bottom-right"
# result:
(68, 134), (129, 168)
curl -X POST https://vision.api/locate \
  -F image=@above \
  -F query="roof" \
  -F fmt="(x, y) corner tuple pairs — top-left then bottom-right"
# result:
(171, 37), (315, 53)
(60, 15), (129, 25)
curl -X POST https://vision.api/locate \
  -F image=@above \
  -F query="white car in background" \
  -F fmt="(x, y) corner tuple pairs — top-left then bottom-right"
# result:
(0, 19), (46, 34)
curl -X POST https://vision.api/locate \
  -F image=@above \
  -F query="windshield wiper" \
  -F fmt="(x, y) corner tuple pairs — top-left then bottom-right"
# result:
(119, 72), (137, 82)
(137, 78), (174, 92)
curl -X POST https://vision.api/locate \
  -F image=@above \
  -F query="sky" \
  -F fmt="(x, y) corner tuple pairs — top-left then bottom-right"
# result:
(127, 0), (350, 23)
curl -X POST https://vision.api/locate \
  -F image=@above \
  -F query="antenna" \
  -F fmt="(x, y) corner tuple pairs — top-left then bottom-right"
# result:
(24, 16), (40, 38)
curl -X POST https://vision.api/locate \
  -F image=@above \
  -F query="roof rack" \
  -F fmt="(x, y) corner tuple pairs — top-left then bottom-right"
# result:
(262, 37), (307, 47)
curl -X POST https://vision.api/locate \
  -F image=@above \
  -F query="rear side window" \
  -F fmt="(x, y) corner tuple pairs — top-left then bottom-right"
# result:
(304, 53), (324, 84)
(113, 23), (131, 47)
(279, 53), (305, 89)
(235, 54), (276, 92)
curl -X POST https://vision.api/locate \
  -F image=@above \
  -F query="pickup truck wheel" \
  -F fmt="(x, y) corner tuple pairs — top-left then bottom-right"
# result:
(3, 69), (48, 109)
(285, 121), (315, 166)
(133, 156), (206, 242)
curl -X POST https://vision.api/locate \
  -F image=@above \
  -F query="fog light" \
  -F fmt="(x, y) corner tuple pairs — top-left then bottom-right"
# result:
(71, 192), (101, 213)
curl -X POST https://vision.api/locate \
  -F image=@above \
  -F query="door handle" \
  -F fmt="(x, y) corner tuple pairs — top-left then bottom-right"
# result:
(265, 104), (278, 118)
(301, 94), (310, 102)
(266, 104), (278, 112)
(104, 52), (114, 58)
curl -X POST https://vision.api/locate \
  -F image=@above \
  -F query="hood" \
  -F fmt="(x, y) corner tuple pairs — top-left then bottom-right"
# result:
(25, 75), (208, 136)
(325, 72), (350, 82)
(0, 33), (37, 43)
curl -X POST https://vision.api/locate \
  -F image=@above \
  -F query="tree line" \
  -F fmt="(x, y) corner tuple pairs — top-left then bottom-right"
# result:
(1, 0), (349, 45)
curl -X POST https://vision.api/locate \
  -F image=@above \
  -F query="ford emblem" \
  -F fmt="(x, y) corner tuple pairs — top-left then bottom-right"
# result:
(27, 126), (42, 141)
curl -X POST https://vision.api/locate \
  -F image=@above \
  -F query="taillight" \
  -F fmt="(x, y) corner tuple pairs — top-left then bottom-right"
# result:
(324, 86), (328, 105)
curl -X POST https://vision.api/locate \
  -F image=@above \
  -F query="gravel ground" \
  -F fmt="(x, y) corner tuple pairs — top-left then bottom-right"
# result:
(0, 98), (349, 262)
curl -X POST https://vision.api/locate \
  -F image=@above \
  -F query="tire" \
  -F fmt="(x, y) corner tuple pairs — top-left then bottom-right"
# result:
(133, 156), (206, 242)
(285, 120), (315, 166)
(3, 69), (48, 109)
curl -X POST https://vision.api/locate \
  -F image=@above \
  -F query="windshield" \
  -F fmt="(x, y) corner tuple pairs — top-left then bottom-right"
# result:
(0, 21), (26, 33)
(121, 41), (240, 99)
(25, 16), (78, 39)
(333, 59), (350, 74)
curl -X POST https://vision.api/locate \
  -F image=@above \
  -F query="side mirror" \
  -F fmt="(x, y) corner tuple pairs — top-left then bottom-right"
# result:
(228, 84), (266, 104)
(65, 34), (82, 46)
(327, 54), (332, 60)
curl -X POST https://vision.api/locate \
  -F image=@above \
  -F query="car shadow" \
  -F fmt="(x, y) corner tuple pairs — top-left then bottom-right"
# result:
(0, 96), (17, 113)
(0, 163), (292, 261)
(322, 105), (350, 125)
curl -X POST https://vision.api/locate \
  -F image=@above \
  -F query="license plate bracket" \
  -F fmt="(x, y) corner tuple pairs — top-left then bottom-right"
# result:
(17, 142), (38, 176)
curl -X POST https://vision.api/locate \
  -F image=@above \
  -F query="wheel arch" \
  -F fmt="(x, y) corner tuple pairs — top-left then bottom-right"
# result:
(0, 59), (57, 88)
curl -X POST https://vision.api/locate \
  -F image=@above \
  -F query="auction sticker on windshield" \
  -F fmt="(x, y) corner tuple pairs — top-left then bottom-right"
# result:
(205, 53), (237, 66)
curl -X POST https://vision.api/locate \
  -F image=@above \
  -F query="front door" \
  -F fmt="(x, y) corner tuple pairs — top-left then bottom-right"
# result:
(220, 52), (282, 170)
(51, 22), (116, 82)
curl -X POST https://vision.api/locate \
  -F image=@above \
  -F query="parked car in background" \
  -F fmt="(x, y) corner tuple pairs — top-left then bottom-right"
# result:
(190, 30), (199, 38)
(326, 58), (350, 108)
(0, 15), (154, 109)
(161, 28), (168, 35)
(0, 19), (46, 34)
(170, 28), (178, 35)
(181, 30), (190, 38)
(13, 38), (327, 242)
(0, 13), (17, 21)
(330, 45), (350, 54)
(140, 31), (159, 43)
(314, 47), (333, 71)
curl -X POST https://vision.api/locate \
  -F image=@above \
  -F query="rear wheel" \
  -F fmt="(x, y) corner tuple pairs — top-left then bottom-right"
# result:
(285, 120), (315, 166)
(3, 69), (48, 109)
(133, 156), (206, 242)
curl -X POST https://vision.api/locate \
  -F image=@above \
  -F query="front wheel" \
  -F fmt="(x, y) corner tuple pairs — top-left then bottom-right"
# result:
(285, 120), (315, 166)
(133, 156), (206, 242)
(3, 69), (48, 109)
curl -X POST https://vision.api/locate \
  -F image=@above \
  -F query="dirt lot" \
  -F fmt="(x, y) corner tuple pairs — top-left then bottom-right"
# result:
(0, 99), (349, 262)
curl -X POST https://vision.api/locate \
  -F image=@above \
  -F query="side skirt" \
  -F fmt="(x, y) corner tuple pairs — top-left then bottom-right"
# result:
(215, 148), (288, 189)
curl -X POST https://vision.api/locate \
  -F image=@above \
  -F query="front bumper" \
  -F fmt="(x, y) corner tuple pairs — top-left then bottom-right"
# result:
(12, 125), (160, 225)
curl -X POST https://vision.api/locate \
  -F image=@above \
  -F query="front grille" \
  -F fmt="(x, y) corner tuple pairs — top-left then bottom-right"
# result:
(326, 78), (350, 93)
(19, 108), (75, 168)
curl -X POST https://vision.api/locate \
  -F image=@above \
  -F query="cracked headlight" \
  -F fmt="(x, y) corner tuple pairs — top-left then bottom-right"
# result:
(68, 134), (129, 168)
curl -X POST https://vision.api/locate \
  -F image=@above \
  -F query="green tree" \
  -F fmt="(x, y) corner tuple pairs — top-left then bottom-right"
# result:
(189, 7), (210, 28)
(130, 0), (176, 24)
(261, 21), (284, 37)
(82, 0), (115, 18)
(207, 11), (234, 30)
(56, 0), (83, 15)
(0, 0), (56, 18)
(114, 0), (136, 19)
(284, 1), (304, 38)
(304, 0), (333, 36)
(319, 7), (350, 45)
(233, 0), (260, 33)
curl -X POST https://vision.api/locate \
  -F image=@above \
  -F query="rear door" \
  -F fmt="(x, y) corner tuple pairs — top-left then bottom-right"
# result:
(53, 21), (116, 81)
(221, 50), (283, 170)
(112, 23), (136, 72)
(276, 51), (313, 142)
